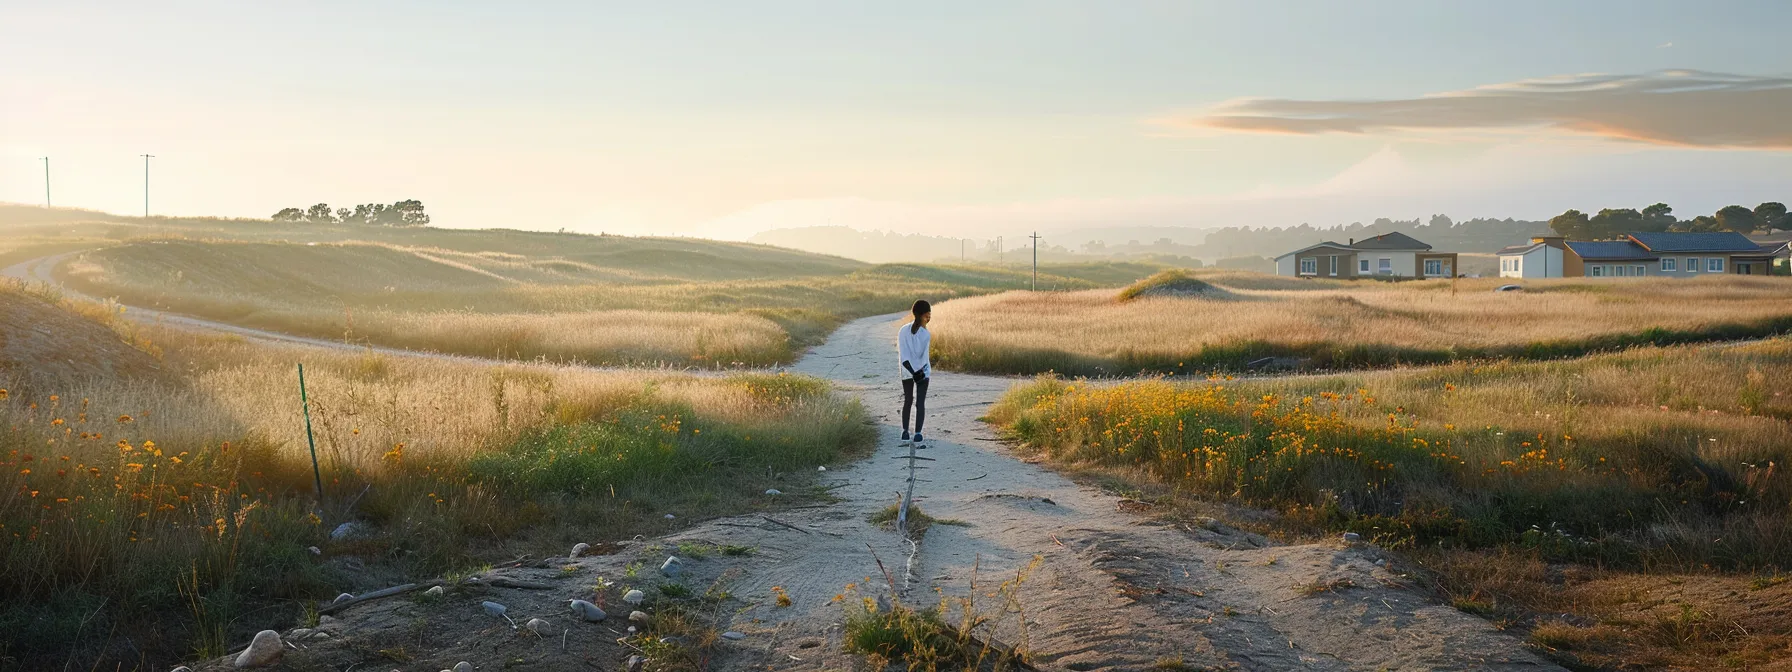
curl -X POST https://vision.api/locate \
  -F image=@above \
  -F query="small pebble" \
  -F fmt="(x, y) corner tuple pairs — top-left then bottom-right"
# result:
(526, 618), (553, 636)
(1342, 532), (1362, 543)
(626, 655), (646, 672)
(629, 610), (649, 623)
(482, 601), (508, 618)
(306, 546), (321, 556)
(454, 663), (474, 672)
(424, 585), (445, 598)
(623, 589), (645, 605)
(171, 667), (193, 672)
(233, 630), (283, 668)
(660, 556), (683, 577)
(664, 514), (676, 520)
(569, 599), (607, 622)
(721, 631), (746, 640)
(817, 466), (827, 471)
(570, 542), (590, 558)
(764, 489), (782, 496)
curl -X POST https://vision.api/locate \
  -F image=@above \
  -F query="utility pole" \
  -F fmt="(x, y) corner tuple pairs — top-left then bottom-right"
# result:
(141, 154), (154, 218)
(1030, 231), (1041, 291)
(997, 236), (1003, 266)
(40, 157), (50, 208)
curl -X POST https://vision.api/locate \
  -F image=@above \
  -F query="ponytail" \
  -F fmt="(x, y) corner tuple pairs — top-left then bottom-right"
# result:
(910, 299), (931, 334)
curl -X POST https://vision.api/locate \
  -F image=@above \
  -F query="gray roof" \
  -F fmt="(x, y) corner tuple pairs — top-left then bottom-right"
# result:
(1629, 231), (1759, 253)
(1496, 243), (1542, 256)
(1565, 240), (1654, 260)
(1273, 241), (1354, 259)
(1349, 231), (1431, 251)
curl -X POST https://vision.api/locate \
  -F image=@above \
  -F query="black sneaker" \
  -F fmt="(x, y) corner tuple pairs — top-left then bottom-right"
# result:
(912, 433), (924, 444)
(901, 431), (911, 442)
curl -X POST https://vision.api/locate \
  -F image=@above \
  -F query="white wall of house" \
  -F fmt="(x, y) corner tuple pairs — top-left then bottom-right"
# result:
(1501, 246), (1564, 278)
(1274, 254), (1297, 276)
(1361, 251), (1416, 277)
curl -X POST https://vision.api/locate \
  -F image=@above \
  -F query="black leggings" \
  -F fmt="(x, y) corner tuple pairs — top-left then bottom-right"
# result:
(901, 377), (929, 434)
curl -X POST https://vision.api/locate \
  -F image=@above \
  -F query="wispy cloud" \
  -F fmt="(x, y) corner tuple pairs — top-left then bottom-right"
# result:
(1657, 42), (1674, 48)
(1187, 70), (1792, 149)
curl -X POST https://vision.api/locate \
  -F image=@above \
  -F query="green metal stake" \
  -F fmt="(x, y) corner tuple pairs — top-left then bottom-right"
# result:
(299, 363), (324, 505)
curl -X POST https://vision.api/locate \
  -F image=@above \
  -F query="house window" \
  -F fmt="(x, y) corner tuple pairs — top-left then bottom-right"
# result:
(1329, 256), (1337, 275)
(1299, 257), (1317, 275)
(1708, 257), (1725, 273)
(1635, 265), (1646, 276)
(1424, 259), (1443, 276)
(1660, 258), (1676, 272)
(1359, 259), (1369, 273)
(1378, 258), (1392, 275)
(1686, 257), (1698, 272)
(1589, 265), (1604, 277)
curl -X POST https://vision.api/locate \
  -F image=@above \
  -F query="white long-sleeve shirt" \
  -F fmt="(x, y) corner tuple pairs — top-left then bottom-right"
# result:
(896, 323), (931, 379)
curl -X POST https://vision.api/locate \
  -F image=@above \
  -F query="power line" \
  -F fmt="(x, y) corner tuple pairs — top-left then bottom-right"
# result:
(141, 154), (154, 218)
(1029, 231), (1041, 291)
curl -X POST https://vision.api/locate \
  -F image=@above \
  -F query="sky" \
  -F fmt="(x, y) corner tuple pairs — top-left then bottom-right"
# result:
(4, 1), (1792, 241)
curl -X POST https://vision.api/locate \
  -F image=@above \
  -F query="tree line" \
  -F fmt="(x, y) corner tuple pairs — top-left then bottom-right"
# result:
(270, 200), (430, 227)
(1549, 202), (1786, 240)
(1197, 215), (1550, 258)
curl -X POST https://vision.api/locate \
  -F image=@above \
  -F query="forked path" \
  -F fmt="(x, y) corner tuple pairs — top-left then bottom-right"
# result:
(672, 314), (1561, 671)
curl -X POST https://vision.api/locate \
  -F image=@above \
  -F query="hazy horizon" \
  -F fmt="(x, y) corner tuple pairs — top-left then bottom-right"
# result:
(6, 1), (1791, 241)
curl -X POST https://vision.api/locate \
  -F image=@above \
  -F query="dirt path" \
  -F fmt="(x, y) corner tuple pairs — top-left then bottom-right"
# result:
(642, 314), (1563, 671)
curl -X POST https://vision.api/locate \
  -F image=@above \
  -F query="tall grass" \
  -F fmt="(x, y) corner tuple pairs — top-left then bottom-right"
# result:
(936, 274), (1792, 375)
(0, 314), (872, 669)
(58, 240), (1159, 367)
(987, 337), (1792, 569)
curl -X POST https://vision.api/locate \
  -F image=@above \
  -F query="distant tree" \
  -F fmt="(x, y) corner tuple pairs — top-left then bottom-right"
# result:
(335, 207), (352, 223)
(1640, 203), (1676, 232)
(1755, 202), (1787, 230)
(1588, 208), (1643, 239)
(305, 203), (336, 224)
(1549, 209), (1591, 238)
(1715, 205), (1759, 233)
(389, 199), (430, 227)
(1428, 213), (1454, 229)
(271, 207), (305, 222)
(1687, 215), (1724, 232)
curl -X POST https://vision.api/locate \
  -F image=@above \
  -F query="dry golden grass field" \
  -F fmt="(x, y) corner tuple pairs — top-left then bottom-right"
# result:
(988, 338), (1792, 669)
(54, 238), (1157, 368)
(934, 270), (1792, 375)
(0, 278), (872, 670)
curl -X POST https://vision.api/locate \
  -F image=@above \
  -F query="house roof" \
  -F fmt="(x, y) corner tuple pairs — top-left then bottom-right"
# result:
(1496, 243), (1543, 256)
(1349, 231), (1431, 250)
(1628, 231), (1759, 253)
(1273, 241), (1355, 260)
(1565, 240), (1655, 260)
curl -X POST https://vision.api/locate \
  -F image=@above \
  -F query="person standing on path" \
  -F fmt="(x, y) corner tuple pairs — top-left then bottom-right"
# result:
(897, 300), (932, 444)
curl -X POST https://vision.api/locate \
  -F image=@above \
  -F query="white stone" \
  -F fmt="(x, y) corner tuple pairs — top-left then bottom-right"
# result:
(481, 601), (508, 617)
(623, 589), (645, 605)
(1342, 532), (1362, 543)
(171, 667), (193, 672)
(306, 546), (321, 556)
(817, 466), (827, 471)
(569, 599), (607, 622)
(764, 489), (782, 496)
(626, 654), (646, 671)
(721, 631), (746, 640)
(660, 556), (683, 577)
(664, 514), (676, 519)
(329, 521), (370, 540)
(527, 618), (553, 635)
(628, 610), (649, 623)
(570, 542), (590, 558)
(233, 630), (283, 668)
(454, 663), (474, 672)
(424, 585), (445, 597)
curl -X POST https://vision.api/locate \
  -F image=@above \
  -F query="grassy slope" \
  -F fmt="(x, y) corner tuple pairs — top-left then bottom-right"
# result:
(0, 288), (874, 670)
(987, 340), (1792, 669)
(934, 271), (1792, 376)
(59, 239), (1161, 366)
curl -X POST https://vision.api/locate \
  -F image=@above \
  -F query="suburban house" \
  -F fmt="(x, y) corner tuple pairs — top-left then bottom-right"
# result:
(1273, 232), (1458, 279)
(1498, 231), (1786, 278)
